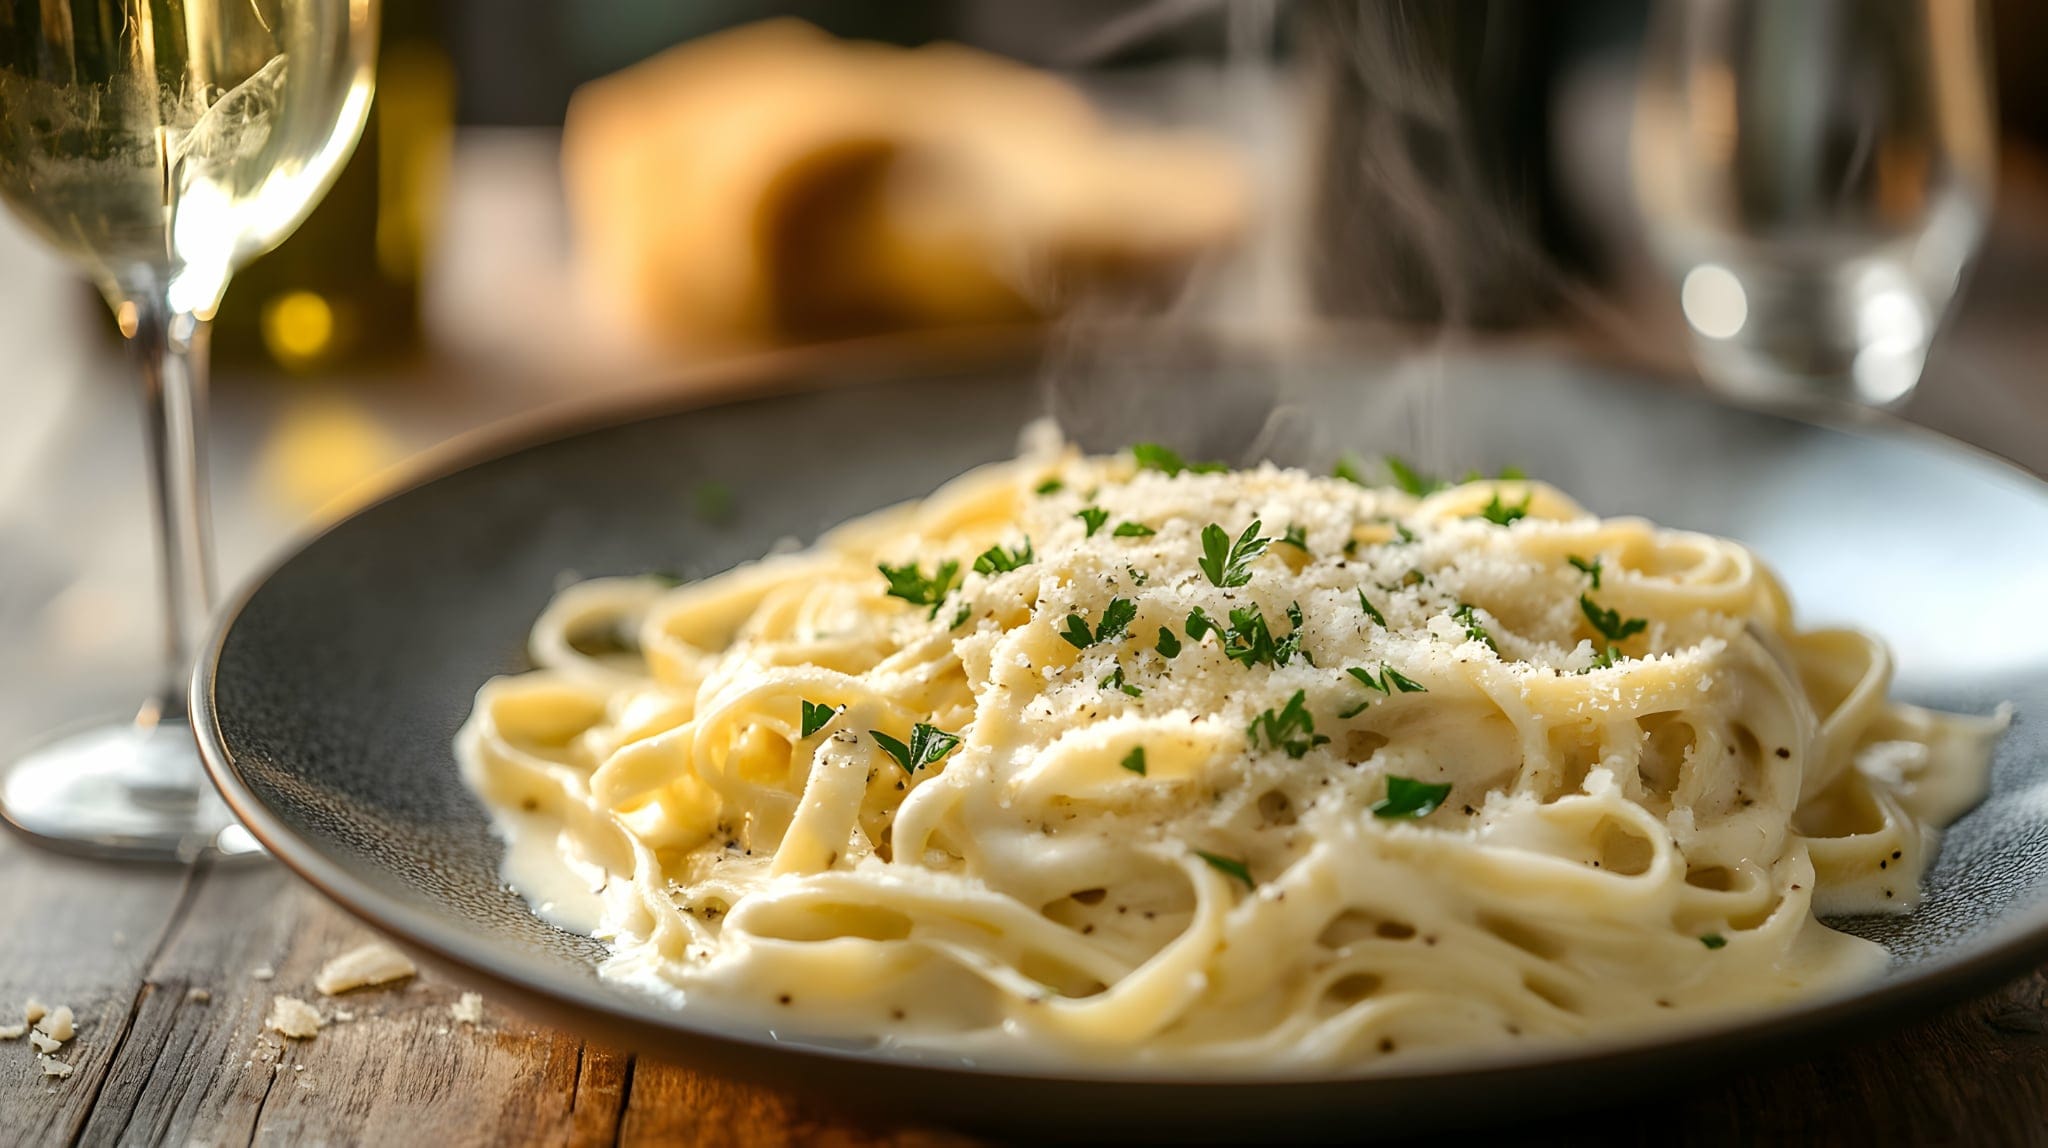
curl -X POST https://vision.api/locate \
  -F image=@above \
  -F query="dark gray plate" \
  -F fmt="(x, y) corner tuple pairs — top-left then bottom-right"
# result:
(193, 335), (2048, 1140)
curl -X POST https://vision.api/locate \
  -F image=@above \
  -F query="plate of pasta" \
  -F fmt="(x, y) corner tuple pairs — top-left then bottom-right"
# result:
(195, 337), (2048, 1137)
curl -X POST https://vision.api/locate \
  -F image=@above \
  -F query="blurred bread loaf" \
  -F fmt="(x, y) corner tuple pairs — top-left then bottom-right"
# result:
(562, 19), (1247, 350)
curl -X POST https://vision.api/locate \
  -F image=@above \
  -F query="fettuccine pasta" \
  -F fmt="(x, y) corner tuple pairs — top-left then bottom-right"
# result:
(459, 439), (2005, 1070)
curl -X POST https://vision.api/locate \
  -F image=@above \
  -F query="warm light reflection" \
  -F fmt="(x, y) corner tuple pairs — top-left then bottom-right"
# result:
(1681, 263), (1747, 339)
(263, 290), (337, 365)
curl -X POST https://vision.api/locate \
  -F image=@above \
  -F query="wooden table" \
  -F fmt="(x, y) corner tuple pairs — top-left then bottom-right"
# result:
(4, 134), (2048, 1146)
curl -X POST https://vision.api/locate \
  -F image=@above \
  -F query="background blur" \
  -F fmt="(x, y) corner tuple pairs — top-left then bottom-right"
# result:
(2, 0), (2046, 750)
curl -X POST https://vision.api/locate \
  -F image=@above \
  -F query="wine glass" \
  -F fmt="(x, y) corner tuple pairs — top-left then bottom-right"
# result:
(1634, 0), (1997, 409)
(0, 0), (378, 859)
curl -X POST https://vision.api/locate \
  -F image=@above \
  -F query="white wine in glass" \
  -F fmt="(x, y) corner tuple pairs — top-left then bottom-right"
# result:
(0, 0), (377, 859)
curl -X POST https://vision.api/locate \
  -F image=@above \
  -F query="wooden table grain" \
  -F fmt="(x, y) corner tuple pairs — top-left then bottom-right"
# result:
(4, 136), (2048, 1147)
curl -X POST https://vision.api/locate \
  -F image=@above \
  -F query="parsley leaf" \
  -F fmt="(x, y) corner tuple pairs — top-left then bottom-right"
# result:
(1112, 521), (1156, 538)
(972, 538), (1034, 575)
(1060, 614), (1095, 649)
(869, 723), (963, 774)
(1580, 595), (1648, 644)
(1332, 455), (1369, 485)
(1101, 666), (1142, 697)
(1280, 524), (1310, 552)
(1156, 626), (1182, 658)
(1034, 477), (1064, 495)
(1340, 663), (1427, 717)
(800, 700), (840, 738)
(879, 559), (960, 618)
(1247, 690), (1330, 759)
(1121, 746), (1148, 776)
(1371, 775), (1453, 819)
(1132, 442), (1227, 477)
(1385, 455), (1446, 497)
(1583, 644), (1623, 672)
(1195, 849), (1255, 889)
(1390, 521), (1418, 545)
(692, 480), (735, 523)
(1357, 590), (1386, 628)
(1701, 933), (1728, 950)
(951, 600), (974, 629)
(1127, 566), (1150, 586)
(1186, 608), (1218, 642)
(1077, 507), (1109, 537)
(1452, 602), (1500, 653)
(1097, 598), (1138, 644)
(1474, 490), (1531, 526)
(1567, 554), (1603, 588)
(1219, 603), (1311, 669)
(1060, 598), (1137, 649)
(1198, 520), (1271, 588)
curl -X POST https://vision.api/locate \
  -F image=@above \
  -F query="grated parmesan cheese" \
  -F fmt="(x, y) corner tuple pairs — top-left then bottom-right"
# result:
(313, 941), (417, 995)
(449, 993), (484, 1025)
(36, 1005), (74, 1042)
(264, 997), (323, 1040)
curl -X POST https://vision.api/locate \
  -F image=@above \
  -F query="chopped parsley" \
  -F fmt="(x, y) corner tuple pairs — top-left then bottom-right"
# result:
(1112, 521), (1156, 538)
(645, 571), (686, 587)
(1060, 597), (1138, 649)
(1186, 607), (1218, 642)
(950, 600), (974, 629)
(1371, 775), (1453, 819)
(1583, 644), (1623, 672)
(972, 538), (1034, 575)
(1580, 595), (1648, 644)
(1567, 554), (1603, 588)
(1101, 666), (1142, 697)
(1076, 507), (1109, 537)
(1247, 690), (1329, 759)
(879, 559), (960, 618)
(1127, 566), (1151, 586)
(1390, 521), (1418, 545)
(1198, 520), (1271, 588)
(1221, 603), (1312, 670)
(869, 723), (962, 774)
(1332, 455), (1369, 485)
(1340, 663), (1427, 717)
(1357, 591), (1387, 628)
(1121, 746), (1148, 776)
(1701, 933), (1728, 950)
(1452, 603), (1500, 653)
(1401, 568), (1428, 588)
(1474, 490), (1531, 526)
(691, 480), (736, 523)
(1155, 627), (1182, 658)
(1034, 477), (1065, 495)
(1195, 849), (1255, 889)
(800, 700), (840, 738)
(1279, 524), (1310, 552)
(1131, 442), (1227, 477)
(1385, 455), (1446, 497)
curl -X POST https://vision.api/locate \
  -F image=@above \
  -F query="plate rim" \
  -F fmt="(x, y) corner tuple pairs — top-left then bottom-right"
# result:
(191, 332), (2048, 1095)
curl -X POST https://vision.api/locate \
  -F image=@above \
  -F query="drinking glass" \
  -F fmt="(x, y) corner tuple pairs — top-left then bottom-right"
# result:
(0, 0), (378, 858)
(1634, 0), (1996, 408)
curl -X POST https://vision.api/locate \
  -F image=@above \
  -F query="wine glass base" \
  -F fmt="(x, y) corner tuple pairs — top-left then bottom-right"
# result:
(0, 718), (260, 862)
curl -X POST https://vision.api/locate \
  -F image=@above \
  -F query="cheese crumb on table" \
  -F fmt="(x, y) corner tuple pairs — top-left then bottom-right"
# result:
(313, 942), (417, 995)
(29, 1030), (60, 1054)
(0, 1024), (23, 1040)
(36, 1055), (72, 1079)
(250, 966), (275, 982)
(449, 993), (484, 1025)
(23, 999), (46, 1026)
(264, 997), (323, 1040)
(36, 1005), (74, 1042)
(186, 988), (212, 1004)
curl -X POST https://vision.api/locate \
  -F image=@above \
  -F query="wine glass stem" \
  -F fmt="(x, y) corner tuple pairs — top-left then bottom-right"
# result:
(128, 295), (219, 723)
